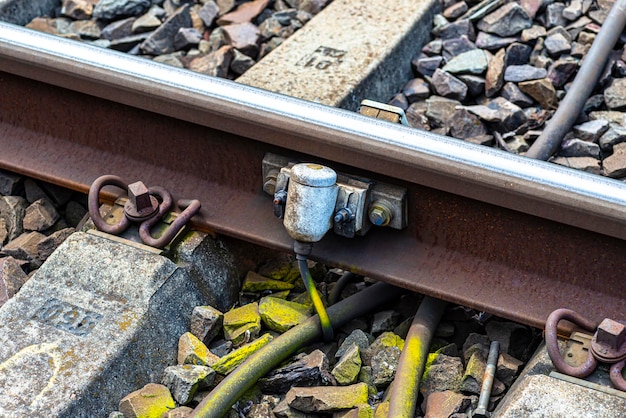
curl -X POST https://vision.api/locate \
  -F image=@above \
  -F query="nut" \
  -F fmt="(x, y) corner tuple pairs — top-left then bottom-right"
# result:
(124, 181), (159, 221)
(596, 318), (626, 349)
(128, 181), (152, 211)
(263, 169), (279, 195)
(368, 201), (393, 227)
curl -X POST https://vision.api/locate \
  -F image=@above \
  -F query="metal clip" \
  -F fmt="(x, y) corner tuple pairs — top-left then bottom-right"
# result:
(545, 308), (626, 391)
(88, 175), (201, 249)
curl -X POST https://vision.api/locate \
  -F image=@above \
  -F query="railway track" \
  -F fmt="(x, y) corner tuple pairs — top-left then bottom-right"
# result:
(1, 19), (626, 330)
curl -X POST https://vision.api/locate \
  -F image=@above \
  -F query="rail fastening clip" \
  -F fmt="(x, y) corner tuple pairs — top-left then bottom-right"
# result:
(88, 174), (201, 249)
(545, 308), (626, 391)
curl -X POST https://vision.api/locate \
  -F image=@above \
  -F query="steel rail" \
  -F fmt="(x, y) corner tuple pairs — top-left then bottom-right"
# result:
(1, 23), (626, 328)
(1, 23), (626, 239)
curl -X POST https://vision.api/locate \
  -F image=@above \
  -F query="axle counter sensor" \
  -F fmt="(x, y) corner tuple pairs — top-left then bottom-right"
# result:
(262, 153), (408, 341)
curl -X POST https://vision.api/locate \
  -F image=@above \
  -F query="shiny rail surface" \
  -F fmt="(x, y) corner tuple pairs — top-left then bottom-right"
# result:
(1, 22), (625, 328)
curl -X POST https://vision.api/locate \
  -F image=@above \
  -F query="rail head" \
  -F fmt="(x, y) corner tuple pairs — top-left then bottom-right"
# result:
(1, 22), (626, 240)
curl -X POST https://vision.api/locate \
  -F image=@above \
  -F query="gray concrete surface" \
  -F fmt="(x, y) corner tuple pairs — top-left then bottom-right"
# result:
(493, 341), (626, 417)
(0, 232), (208, 417)
(237, 0), (440, 110)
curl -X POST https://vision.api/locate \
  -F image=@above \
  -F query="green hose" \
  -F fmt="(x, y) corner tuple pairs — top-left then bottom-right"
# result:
(191, 282), (405, 418)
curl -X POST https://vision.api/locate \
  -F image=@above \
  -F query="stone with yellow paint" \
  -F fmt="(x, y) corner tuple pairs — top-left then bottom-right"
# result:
(331, 343), (361, 385)
(357, 366), (378, 396)
(177, 332), (219, 366)
(223, 302), (261, 345)
(333, 403), (374, 418)
(212, 333), (273, 375)
(361, 331), (404, 366)
(161, 364), (215, 405)
(286, 382), (369, 413)
(118, 383), (175, 418)
(259, 295), (311, 333)
(242, 270), (294, 292)
(257, 255), (301, 284)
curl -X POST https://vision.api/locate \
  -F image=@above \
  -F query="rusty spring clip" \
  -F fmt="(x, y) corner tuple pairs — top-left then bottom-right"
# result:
(546, 308), (626, 391)
(88, 174), (201, 249)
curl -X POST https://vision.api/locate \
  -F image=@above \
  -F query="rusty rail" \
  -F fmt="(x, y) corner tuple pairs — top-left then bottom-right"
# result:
(1, 23), (626, 328)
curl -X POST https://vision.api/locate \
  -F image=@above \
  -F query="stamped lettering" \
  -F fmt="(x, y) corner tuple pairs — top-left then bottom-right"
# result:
(297, 46), (347, 70)
(33, 298), (103, 337)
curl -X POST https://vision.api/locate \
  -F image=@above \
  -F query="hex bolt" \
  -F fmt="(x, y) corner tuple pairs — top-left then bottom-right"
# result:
(263, 169), (279, 195)
(596, 319), (626, 349)
(334, 208), (352, 223)
(368, 200), (393, 226)
(128, 181), (152, 211)
(124, 181), (158, 221)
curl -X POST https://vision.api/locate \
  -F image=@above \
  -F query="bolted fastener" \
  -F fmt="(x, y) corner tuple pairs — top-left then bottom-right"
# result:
(124, 181), (159, 221)
(597, 319), (626, 348)
(591, 318), (626, 362)
(263, 169), (279, 195)
(334, 208), (353, 224)
(368, 200), (393, 226)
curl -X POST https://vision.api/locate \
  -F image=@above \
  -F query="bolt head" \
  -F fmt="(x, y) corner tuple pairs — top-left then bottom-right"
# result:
(263, 178), (277, 195)
(128, 181), (152, 211)
(368, 204), (391, 227)
(596, 319), (626, 349)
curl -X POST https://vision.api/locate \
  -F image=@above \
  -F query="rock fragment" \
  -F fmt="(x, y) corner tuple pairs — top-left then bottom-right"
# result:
(222, 22), (261, 57)
(259, 296), (311, 333)
(178, 332), (220, 366)
(442, 49), (488, 74)
(285, 382), (369, 413)
(605, 78), (626, 110)
(118, 383), (176, 418)
(259, 349), (333, 393)
(423, 390), (472, 418)
(93, 0), (151, 21)
(0, 196), (27, 241)
(1, 231), (45, 269)
(23, 198), (59, 231)
(188, 45), (234, 77)
(61, 0), (94, 20)
(217, 0), (269, 25)
(332, 344), (361, 385)
(477, 3), (532, 37)
(0, 257), (28, 307)
(431, 69), (468, 101)
(0, 170), (23, 196)
(190, 305), (224, 345)
(602, 142), (626, 177)
(518, 78), (558, 109)
(162, 364), (215, 405)
(223, 301), (261, 345)
(551, 156), (602, 174)
(140, 5), (192, 55)
(572, 119), (610, 142)
(242, 270), (294, 292)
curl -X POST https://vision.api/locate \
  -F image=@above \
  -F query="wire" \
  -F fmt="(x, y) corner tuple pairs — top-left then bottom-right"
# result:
(296, 255), (334, 342)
